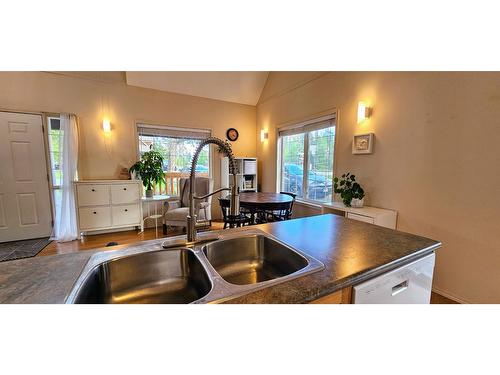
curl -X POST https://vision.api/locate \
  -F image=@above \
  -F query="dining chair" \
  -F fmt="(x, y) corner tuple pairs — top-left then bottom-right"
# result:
(259, 191), (296, 223)
(256, 192), (297, 223)
(280, 191), (297, 220)
(256, 200), (294, 223)
(218, 198), (251, 228)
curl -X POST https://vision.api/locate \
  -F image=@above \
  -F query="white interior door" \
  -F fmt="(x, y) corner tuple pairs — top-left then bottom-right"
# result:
(0, 111), (53, 242)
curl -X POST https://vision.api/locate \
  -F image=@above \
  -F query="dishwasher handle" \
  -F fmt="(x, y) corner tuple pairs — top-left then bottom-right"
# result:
(391, 280), (409, 296)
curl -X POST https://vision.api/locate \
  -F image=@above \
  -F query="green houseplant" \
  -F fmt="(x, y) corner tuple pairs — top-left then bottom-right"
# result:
(129, 150), (166, 197)
(333, 172), (365, 207)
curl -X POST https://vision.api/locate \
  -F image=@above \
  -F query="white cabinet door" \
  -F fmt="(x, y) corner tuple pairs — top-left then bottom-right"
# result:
(78, 206), (112, 230)
(0, 112), (52, 242)
(111, 184), (139, 205)
(77, 184), (110, 206)
(112, 204), (141, 226)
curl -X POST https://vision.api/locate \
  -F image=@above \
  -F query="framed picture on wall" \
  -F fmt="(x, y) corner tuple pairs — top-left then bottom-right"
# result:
(352, 133), (374, 154)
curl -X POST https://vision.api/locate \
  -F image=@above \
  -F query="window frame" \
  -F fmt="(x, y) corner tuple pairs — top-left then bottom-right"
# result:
(134, 122), (213, 179)
(277, 112), (338, 204)
(45, 114), (62, 223)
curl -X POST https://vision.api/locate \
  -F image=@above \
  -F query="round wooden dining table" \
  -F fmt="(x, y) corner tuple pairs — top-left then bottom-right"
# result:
(220, 192), (294, 224)
(237, 192), (294, 206)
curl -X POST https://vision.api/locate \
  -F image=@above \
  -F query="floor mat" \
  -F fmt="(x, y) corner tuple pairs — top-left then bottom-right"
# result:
(0, 237), (52, 262)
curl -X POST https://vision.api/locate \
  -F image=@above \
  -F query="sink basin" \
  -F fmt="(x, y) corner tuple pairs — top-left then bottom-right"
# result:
(67, 229), (324, 304)
(72, 248), (212, 304)
(203, 235), (309, 285)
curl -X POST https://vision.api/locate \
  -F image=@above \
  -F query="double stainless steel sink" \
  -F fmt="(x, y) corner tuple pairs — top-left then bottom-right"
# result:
(66, 229), (324, 304)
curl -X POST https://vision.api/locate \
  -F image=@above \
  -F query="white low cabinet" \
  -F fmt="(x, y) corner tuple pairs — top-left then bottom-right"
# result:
(321, 201), (397, 229)
(74, 180), (143, 238)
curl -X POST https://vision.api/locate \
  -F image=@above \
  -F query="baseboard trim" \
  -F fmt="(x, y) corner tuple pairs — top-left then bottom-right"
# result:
(432, 286), (470, 304)
(82, 226), (138, 236)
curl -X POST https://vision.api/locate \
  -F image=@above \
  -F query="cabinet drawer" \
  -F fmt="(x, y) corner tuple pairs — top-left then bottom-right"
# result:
(112, 204), (141, 226)
(77, 184), (110, 206)
(243, 160), (257, 175)
(346, 212), (374, 224)
(79, 206), (111, 230)
(111, 184), (140, 205)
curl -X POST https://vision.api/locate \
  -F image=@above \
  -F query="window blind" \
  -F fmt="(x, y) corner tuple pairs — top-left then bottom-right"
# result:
(278, 114), (336, 137)
(137, 123), (211, 140)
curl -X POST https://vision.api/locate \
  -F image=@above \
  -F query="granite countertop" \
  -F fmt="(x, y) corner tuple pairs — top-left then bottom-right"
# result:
(0, 214), (441, 304)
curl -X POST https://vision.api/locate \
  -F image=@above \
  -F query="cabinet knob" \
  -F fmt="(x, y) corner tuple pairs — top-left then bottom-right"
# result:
(125, 209), (128, 212)
(93, 211), (97, 214)
(91, 189), (95, 192)
(123, 187), (127, 191)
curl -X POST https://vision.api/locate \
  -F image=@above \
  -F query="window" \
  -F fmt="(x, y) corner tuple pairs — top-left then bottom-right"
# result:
(47, 116), (63, 216)
(136, 124), (211, 195)
(278, 115), (336, 203)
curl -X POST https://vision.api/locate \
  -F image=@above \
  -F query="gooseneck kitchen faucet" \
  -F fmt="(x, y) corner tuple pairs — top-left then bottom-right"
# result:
(163, 137), (239, 248)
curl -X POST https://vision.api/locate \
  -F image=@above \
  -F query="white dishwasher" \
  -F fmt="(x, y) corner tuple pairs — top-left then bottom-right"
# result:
(353, 253), (435, 304)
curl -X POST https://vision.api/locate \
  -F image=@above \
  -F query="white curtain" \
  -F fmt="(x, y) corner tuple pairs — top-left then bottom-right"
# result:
(52, 113), (79, 242)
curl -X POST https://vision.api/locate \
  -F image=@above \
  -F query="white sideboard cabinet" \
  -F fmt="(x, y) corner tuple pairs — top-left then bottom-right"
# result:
(74, 180), (143, 238)
(322, 201), (397, 229)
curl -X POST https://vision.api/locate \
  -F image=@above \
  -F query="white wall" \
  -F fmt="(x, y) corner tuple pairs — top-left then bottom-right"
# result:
(257, 71), (500, 303)
(0, 71), (258, 219)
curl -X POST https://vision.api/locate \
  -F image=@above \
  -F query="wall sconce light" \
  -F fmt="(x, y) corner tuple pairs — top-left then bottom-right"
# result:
(357, 101), (372, 124)
(260, 129), (269, 142)
(102, 118), (111, 133)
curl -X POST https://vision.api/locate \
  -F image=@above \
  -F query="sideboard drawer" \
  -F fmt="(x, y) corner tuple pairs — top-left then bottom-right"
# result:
(112, 204), (141, 226)
(346, 212), (375, 224)
(111, 184), (140, 205)
(79, 206), (112, 230)
(77, 184), (110, 206)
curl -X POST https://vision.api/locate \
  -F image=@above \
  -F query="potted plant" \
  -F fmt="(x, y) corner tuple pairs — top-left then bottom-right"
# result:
(129, 150), (166, 197)
(333, 172), (365, 207)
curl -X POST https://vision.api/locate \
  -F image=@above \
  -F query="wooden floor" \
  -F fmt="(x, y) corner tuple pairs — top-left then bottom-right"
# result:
(430, 292), (458, 304)
(38, 223), (458, 304)
(38, 222), (224, 257)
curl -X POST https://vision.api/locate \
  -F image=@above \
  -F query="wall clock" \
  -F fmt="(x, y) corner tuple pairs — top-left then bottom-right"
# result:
(226, 128), (239, 141)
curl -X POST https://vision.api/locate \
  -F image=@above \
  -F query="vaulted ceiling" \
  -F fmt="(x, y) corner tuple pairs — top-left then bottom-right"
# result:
(126, 71), (269, 106)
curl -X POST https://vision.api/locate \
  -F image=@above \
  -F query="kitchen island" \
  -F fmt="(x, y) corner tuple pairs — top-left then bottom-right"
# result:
(0, 214), (440, 304)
